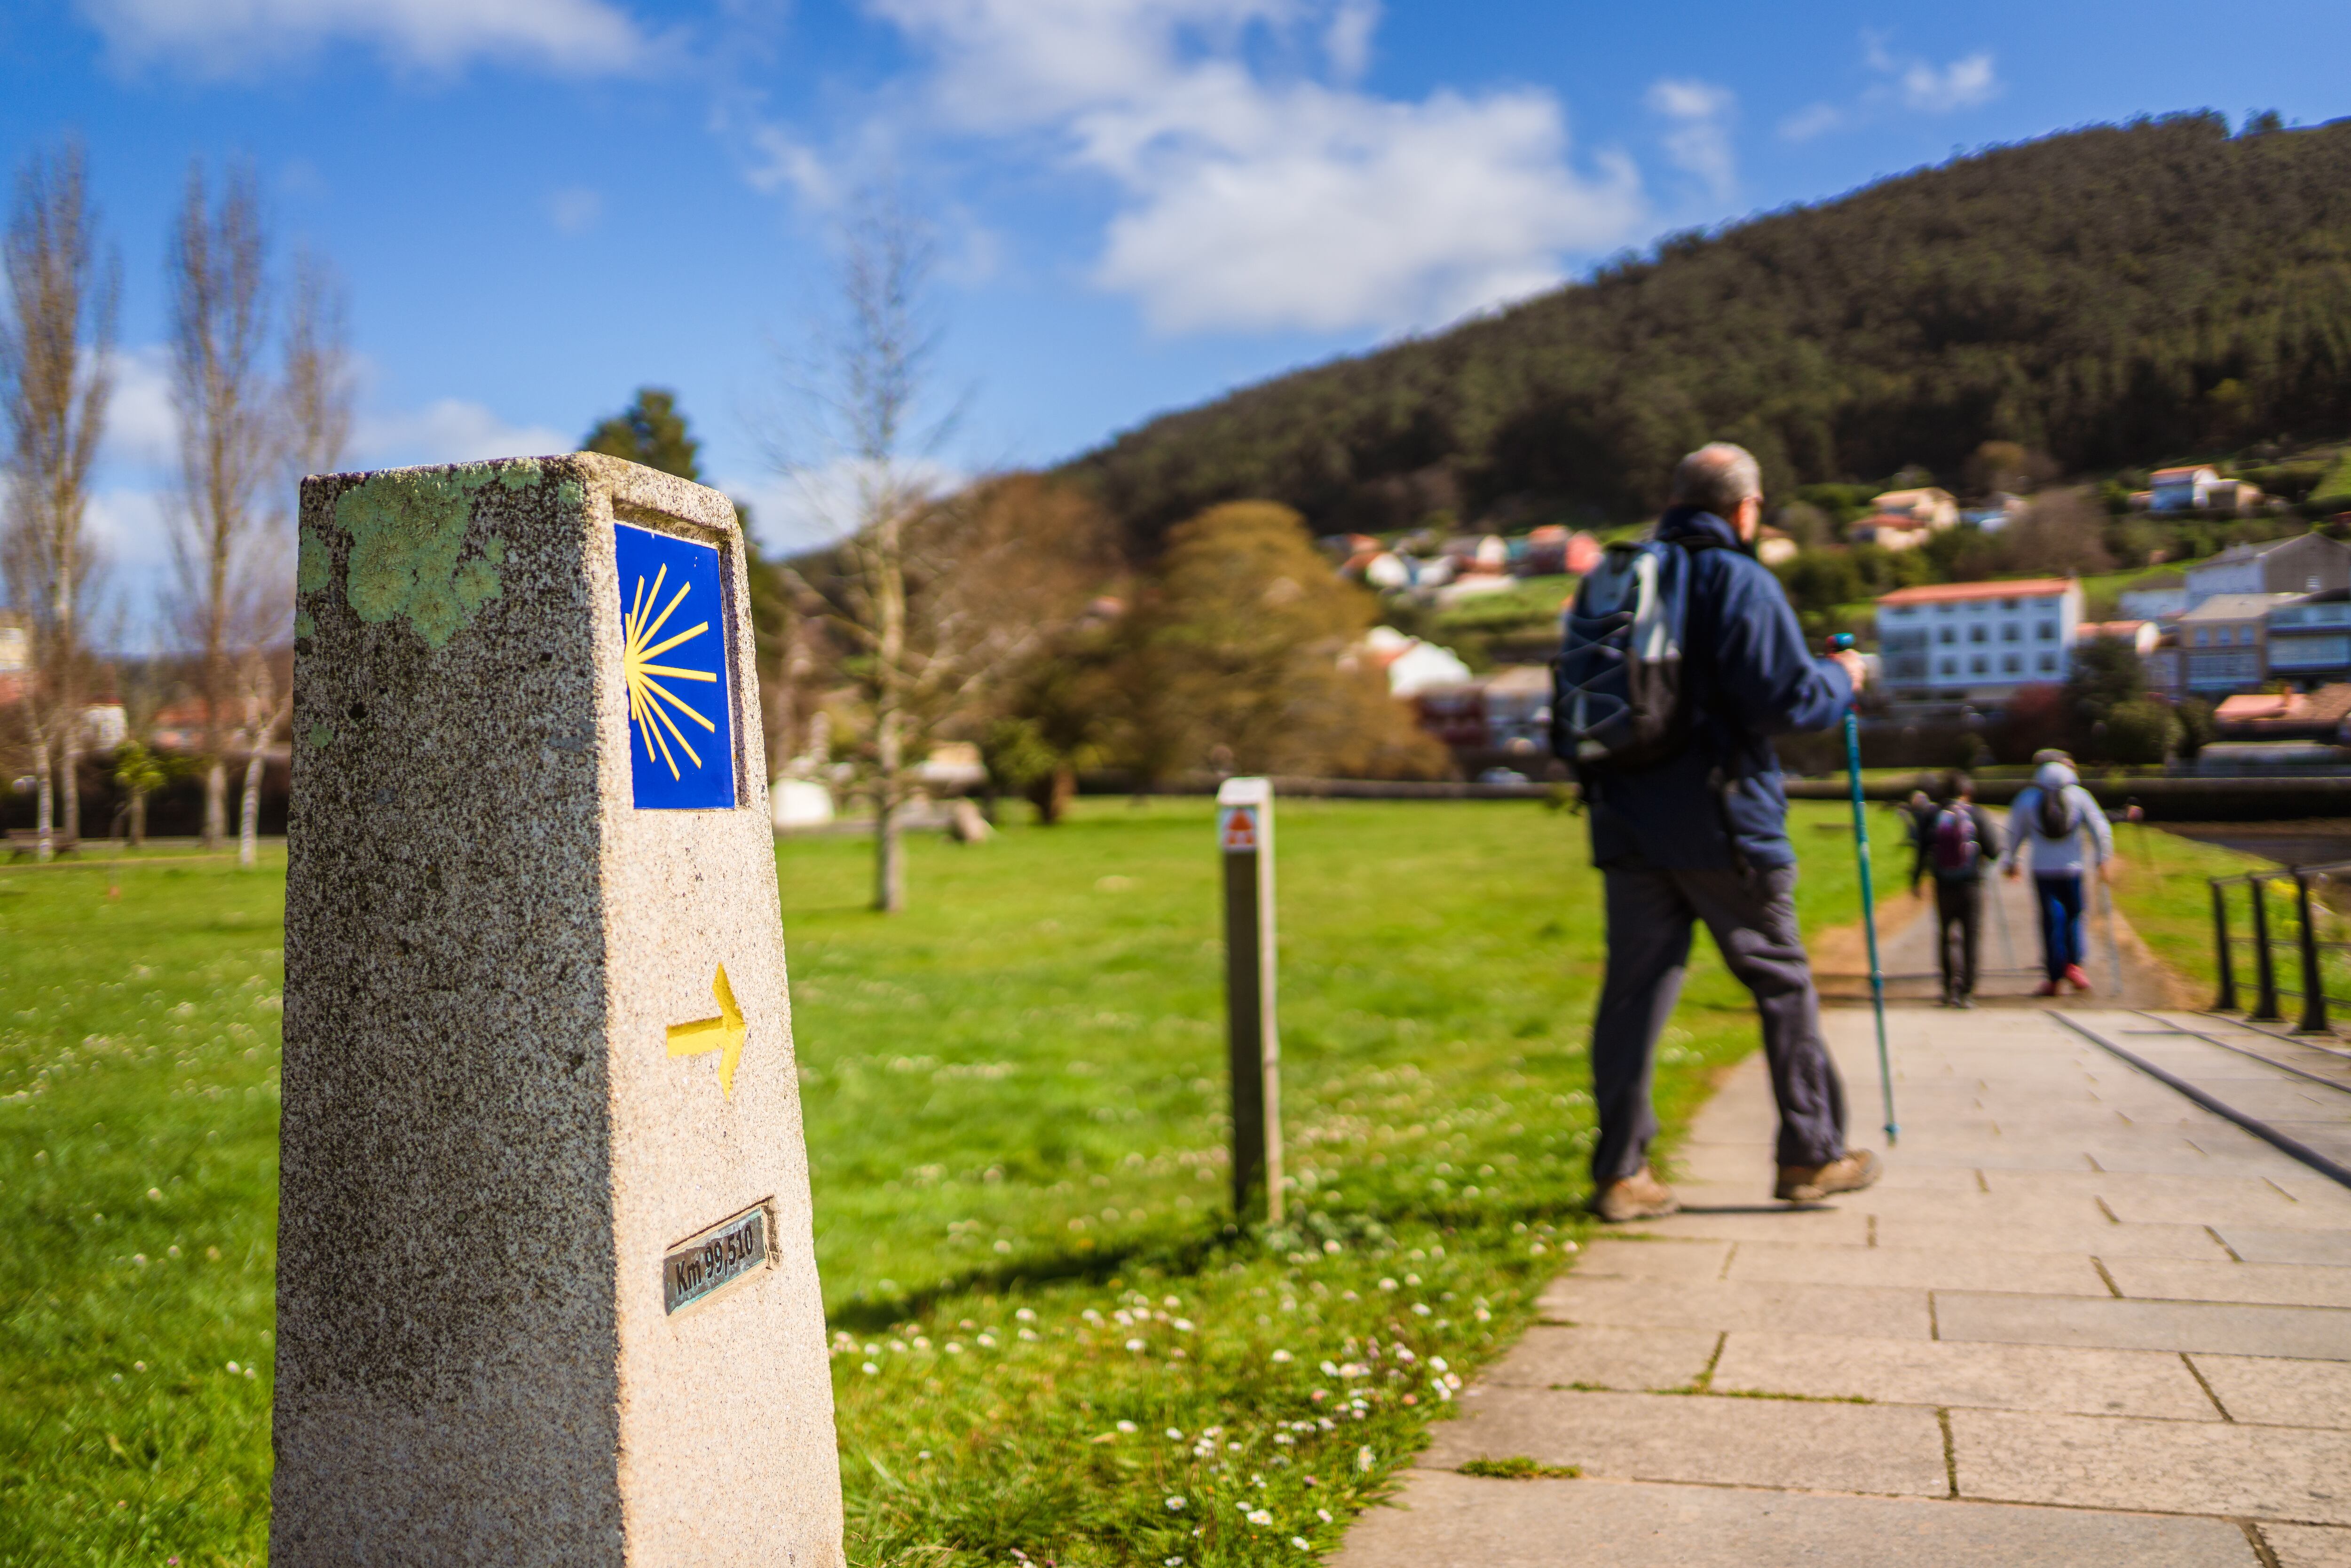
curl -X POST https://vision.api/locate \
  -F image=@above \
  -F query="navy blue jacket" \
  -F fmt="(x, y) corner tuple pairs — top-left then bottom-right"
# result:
(1584, 508), (1854, 871)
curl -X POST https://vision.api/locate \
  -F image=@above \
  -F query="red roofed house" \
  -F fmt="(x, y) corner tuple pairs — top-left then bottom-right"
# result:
(1874, 577), (2083, 704)
(2150, 466), (2219, 512)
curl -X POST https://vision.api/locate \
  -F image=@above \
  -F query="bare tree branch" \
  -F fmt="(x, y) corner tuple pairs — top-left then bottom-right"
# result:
(166, 159), (280, 850)
(0, 139), (117, 859)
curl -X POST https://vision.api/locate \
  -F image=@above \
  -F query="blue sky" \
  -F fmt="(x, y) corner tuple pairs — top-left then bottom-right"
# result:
(8, 0), (2351, 626)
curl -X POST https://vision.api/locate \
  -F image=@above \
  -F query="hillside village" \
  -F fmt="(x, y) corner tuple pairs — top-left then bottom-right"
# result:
(1327, 438), (2351, 779)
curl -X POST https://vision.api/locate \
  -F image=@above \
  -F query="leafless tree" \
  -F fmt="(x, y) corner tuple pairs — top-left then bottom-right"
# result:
(0, 141), (117, 861)
(281, 248), (353, 481)
(166, 161), (278, 851)
(768, 189), (947, 914)
(228, 250), (353, 867)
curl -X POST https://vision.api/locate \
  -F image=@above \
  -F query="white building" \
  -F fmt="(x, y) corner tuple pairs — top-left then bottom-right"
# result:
(2184, 533), (2351, 607)
(1875, 577), (2083, 703)
(1355, 625), (1474, 697)
(2266, 591), (2351, 687)
(2150, 466), (2220, 512)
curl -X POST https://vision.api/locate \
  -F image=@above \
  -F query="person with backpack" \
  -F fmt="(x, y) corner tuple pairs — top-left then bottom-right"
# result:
(1554, 443), (1879, 1223)
(2000, 759), (2114, 996)
(1926, 772), (2003, 1008)
(1903, 789), (1940, 893)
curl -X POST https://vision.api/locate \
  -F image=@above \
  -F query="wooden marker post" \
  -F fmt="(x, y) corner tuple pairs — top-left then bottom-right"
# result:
(1217, 777), (1283, 1227)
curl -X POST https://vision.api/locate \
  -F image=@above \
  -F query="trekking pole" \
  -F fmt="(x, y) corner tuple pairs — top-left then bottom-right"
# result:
(1830, 635), (1897, 1145)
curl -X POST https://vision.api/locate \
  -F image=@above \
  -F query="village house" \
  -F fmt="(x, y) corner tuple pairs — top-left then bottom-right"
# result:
(2184, 531), (2351, 607)
(2177, 593), (2299, 693)
(2150, 465), (2220, 512)
(1874, 577), (2082, 705)
(1849, 486), (1959, 552)
(2261, 589), (2351, 688)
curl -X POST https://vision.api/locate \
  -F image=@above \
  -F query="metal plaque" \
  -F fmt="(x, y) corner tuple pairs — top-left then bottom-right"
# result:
(662, 1199), (772, 1316)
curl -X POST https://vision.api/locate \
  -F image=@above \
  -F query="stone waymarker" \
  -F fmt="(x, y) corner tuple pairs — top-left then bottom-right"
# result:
(1217, 776), (1284, 1226)
(274, 455), (844, 1565)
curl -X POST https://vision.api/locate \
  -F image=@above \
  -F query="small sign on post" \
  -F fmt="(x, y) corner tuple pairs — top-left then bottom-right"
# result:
(1217, 776), (1283, 1228)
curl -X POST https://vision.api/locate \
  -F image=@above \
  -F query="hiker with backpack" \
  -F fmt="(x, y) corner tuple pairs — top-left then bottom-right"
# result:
(2000, 759), (2114, 996)
(1554, 442), (1880, 1223)
(1926, 772), (2004, 1008)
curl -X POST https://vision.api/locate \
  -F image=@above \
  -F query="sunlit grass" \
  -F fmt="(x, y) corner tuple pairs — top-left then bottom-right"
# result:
(0, 799), (1908, 1565)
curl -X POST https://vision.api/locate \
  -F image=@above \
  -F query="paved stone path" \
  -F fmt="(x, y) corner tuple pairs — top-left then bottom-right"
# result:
(1336, 1003), (2351, 1568)
(1820, 858), (2178, 1009)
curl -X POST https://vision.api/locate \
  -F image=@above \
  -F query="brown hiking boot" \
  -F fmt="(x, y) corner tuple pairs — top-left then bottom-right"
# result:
(1591, 1166), (1680, 1223)
(1774, 1150), (1883, 1204)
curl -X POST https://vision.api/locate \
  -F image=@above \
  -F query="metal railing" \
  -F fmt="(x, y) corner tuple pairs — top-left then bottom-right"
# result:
(2209, 860), (2351, 1033)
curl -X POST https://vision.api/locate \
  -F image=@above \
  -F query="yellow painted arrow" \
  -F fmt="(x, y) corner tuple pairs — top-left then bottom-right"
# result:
(666, 964), (746, 1097)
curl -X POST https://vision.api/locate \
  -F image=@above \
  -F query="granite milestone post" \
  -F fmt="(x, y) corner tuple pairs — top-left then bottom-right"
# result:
(274, 454), (844, 1565)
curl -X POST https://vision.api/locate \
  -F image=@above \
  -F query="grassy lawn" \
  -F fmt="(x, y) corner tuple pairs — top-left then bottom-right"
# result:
(1426, 575), (1575, 634)
(2108, 828), (2269, 999)
(0, 798), (1908, 1566)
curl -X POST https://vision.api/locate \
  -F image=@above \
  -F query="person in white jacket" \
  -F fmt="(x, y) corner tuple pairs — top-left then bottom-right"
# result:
(2000, 760), (2115, 995)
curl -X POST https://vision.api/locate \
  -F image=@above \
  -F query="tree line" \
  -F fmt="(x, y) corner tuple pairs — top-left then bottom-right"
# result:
(1065, 112), (2351, 549)
(0, 141), (353, 861)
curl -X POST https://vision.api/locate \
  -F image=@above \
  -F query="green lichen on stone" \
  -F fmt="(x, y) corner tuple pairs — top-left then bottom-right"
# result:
(329, 465), (517, 649)
(294, 609), (316, 639)
(306, 721), (334, 749)
(296, 524), (331, 595)
(556, 479), (584, 508)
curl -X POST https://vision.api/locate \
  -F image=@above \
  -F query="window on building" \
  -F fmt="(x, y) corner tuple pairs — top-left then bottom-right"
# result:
(2039, 654), (2056, 672)
(1938, 627), (1955, 645)
(1969, 625), (1987, 643)
(2002, 624), (2019, 642)
(1971, 655), (1988, 674)
(1940, 657), (1957, 676)
(2004, 654), (2021, 673)
(2002, 598), (2018, 610)
(2037, 622), (2055, 640)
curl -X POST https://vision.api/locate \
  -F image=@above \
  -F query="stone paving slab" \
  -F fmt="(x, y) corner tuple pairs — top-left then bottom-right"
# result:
(1537, 1277), (1932, 1340)
(1952, 1406), (2351, 1524)
(2219, 1228), (2351, 1266)
(1935, 1288), (2351, 1358)
(2267, 1522), (2351, 1567)
(1332, 1473), (2263, 1568)
(2107, 1257), (2351, 1308)
(1873, 1216), (2238, 1260)
(2191, 1354), (2351, 1428)
(1569, 1238), (1730, 1283)
(1724, 1240), (2108, 1296)
(1478, 1325), (1720, 1392)
(1710, 1330), (2221, 1420)
(1425, 1387), (1947, 1497)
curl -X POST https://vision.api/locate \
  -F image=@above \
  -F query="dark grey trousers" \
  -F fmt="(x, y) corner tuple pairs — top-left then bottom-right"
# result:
(1590, 863), (1848, 1183)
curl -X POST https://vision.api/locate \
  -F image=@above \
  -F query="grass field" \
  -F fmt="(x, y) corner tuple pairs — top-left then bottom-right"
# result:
(2, 798), (1907, 1565)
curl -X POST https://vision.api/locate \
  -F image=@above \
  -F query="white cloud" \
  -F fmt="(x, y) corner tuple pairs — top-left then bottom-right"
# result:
(76, 0), (650, 78)
(718, 458), (965, 556)
(547, 185), (605, 235)
(1646, 78), (1736, 200)
(1323, 0), (1377, 81)
(85, 486), (175, 572)
(354, 400), (572, 467)
(1782, 36), (1999, 142)
(99, 347), (179, 473)
(1894, 51), (1998, 113)
(1778, 102), (1843, 142)
(860, 0), (1644, 335)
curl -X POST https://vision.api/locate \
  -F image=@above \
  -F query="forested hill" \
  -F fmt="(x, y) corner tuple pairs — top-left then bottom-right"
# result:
(1067, 112), (2351, 549)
